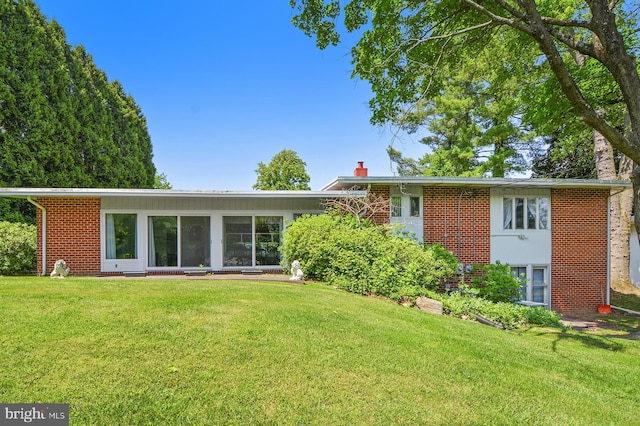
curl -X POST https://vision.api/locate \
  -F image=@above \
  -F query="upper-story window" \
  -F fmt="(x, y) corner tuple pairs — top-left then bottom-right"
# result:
(391, 196), (421, 218)
(410, 196), (421, 217)
(391, 196), (402, 217)
(503, 197), (548, 230)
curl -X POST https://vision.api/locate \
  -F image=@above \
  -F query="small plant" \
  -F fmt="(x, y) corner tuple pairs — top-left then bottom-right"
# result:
(426, 290), (561, 329)
(468, 261), (522, 303)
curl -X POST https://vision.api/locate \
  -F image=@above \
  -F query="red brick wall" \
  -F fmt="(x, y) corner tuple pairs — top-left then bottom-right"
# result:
(423, 187), (491, 266)
(551, 189), (609, 314)
(36, 197), (101, 275)
(369, 185), (390, 225)
(368, 186), (491, 266)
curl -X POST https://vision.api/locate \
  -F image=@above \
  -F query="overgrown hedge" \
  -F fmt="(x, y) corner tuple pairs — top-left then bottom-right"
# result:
(280, 213), (457, 301)
(0, 221), (37, 275)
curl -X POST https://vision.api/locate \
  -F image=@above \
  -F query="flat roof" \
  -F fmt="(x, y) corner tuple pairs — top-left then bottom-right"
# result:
(0, 187), (366, 199)
(321, 176), (632, 191)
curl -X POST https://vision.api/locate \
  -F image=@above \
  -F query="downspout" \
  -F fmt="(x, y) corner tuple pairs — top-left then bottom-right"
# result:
(607, 194), (611, 305)
(27, 197), (46, 276)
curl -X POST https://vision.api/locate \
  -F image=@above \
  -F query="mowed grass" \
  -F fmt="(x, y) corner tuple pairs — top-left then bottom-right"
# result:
(1, 278), (639, 425)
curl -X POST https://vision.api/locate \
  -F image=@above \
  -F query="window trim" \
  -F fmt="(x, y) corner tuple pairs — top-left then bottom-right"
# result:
(511, 264), (550, 308)
(105, 213), (138, 260)
(223, 215), (284, 268)
(503, 196), (549, 230)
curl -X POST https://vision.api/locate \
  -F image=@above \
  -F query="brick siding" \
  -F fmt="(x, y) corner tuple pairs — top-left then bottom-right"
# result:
(36, 197), (101, 275)
(551, 188), (609, 314)
(422, 187), (491, 267)
(369, 185), (390, 225)
(368, 185), (491, 267)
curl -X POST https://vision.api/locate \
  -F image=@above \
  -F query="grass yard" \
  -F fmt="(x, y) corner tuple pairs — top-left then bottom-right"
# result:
(1, 277), (639, 425)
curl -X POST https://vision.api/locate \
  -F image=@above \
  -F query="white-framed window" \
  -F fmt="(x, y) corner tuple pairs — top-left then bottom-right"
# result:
(391, 196), (402, 217)
(503, 197), (549, 230)
(512, 265), (549, 307)
(410, 196), (421, 217)
(105, 213), (137, 259)
(223, 216), (283, 267)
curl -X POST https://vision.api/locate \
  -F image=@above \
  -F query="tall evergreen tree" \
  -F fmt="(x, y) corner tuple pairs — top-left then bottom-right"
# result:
(0, 0), (157, 222)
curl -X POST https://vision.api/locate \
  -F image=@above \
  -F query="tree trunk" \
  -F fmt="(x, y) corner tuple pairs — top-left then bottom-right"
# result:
(631, 168), (640, 289)
(594, 124), (633, 291)
(610, 156), (633, 290)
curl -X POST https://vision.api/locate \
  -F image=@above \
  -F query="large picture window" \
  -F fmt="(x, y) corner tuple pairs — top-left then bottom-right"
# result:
(106, 214), (137, 259)
(503, 197), (548, 230)
(223, 216), (283, 267)
(148, 216), (210, 267)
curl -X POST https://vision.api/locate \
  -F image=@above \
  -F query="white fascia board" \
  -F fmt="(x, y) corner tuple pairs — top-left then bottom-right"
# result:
(0, 188), (366, 199)
(321, 176), (632, 190)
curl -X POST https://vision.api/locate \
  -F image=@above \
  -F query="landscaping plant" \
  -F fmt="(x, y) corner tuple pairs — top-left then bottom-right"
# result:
(0, 221), (36, 275)
(466, 261), (523, 303)
(280, 213), (457, 301)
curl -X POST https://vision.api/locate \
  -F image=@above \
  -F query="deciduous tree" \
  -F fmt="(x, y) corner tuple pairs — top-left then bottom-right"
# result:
(253, 149), (311, 190)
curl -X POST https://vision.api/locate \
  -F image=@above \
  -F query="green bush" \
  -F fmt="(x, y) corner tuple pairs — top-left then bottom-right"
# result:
(0, 221), (37, 275)
(280, 213), (456, 301)
(467, 261), (522, 303)
(427, 291), (561, 329)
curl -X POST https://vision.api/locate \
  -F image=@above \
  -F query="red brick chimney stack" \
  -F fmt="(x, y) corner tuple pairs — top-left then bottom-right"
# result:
(354, 161), (368, 177)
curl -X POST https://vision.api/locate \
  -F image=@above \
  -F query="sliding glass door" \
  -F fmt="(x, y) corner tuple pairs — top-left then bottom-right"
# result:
(148, 216), (210, 267)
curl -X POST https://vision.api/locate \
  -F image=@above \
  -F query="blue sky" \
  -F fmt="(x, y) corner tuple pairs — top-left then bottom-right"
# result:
(35, 0), (425, 190)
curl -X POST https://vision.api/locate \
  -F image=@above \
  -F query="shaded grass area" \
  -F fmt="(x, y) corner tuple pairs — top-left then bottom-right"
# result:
(578, 289), (640, 337)
(1, 277), (639, 425)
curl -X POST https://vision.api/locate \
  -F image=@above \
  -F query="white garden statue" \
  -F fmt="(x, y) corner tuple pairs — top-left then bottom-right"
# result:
(289, 260), (304, 282)
(50, 259), (70, 278)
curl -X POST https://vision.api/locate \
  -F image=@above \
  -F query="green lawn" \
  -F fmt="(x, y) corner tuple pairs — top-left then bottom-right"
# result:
(1, 277), (639, 425)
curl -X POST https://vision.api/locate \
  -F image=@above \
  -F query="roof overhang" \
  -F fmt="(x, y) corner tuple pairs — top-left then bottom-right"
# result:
(0, 188), (367, 199)
(321, 176), (632, 191)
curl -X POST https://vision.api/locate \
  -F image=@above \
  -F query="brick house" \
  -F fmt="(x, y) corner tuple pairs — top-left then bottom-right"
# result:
(321, 162), (629, 315)
(0, 164), (629, 314)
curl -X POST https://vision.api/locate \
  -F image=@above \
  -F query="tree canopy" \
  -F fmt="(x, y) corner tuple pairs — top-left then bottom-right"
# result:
(291, 1), (639, 159)
(291, 0), (640, 223)
(253, 149), (311, 190)
(0, 0), (157, 221)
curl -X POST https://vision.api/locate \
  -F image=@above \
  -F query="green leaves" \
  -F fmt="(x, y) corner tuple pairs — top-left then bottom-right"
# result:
(0, 0), (157, 221)
(280, 213), (457, 301)
(291, 0), (640, 181)
(253, 149), (311, 190)
(0, 221), (36, 275)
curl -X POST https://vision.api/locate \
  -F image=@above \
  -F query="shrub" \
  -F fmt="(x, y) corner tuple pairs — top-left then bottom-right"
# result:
(0, 221), (37, 275)
(427, 291), (561, 329)
(468, 261), (522, 303)
(280, 213), (457, 301)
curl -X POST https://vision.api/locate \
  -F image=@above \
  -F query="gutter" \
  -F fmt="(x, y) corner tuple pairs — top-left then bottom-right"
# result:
(607, 194), (611, 305)
(27, 197), (46, 276)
